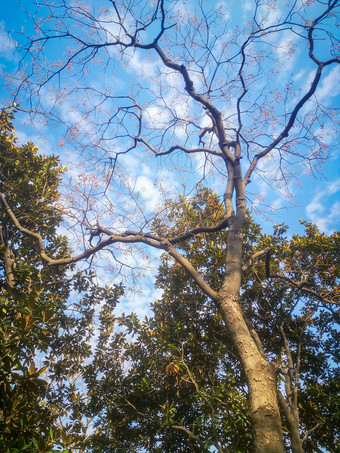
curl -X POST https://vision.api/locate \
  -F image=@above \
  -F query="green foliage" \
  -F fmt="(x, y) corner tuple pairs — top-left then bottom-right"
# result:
(0, 110), (111, 452)
(79, 302), (250, 452)
(45, 278), (123, 452)
(0, 108), (73, 451)
(0, 109), (124, 452)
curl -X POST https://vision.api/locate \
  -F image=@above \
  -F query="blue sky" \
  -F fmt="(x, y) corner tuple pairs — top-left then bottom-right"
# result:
(0, 0), (339, 315)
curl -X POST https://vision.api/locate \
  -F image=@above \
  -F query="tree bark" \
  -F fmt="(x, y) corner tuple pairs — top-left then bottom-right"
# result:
(218, 214), (284, 453)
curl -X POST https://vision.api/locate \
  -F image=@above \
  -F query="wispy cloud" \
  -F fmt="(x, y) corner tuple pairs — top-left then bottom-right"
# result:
(127, 49), (157, 78)
(256, 4), (282, 27)
(316, 66), (340, 102)
(215, 2), (231, 20)
(306, 178), (340, 233)
(15, 128), (55, 156)
(242, 1), (253, 13)
(274, 31), (299, 73)
(0, 22), (15, 61)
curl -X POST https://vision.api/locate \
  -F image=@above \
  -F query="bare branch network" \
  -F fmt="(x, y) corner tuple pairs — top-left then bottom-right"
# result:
(2, 0), (339, 302)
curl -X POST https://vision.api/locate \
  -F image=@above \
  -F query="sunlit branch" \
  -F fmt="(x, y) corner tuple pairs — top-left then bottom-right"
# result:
(301, 422), (325, 451)
(0, 225), (15, 288)
(223, 161), (235, 216)
(168, 219), (230, 245)
(171, 425), (205, 449)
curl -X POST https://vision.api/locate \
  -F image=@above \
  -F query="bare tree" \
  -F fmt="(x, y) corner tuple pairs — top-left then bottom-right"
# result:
(2, 1), (339, 451)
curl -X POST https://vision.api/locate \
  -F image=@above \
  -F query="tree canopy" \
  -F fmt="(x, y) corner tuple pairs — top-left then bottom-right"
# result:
(0, 108), (72, 451)
(0, 109), (123, 452)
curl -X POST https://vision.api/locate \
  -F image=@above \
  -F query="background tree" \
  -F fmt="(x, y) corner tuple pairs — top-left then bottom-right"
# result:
(0, 109), (124, 452)
(0, 108), (72, 452)
(2, 1), (340, 451)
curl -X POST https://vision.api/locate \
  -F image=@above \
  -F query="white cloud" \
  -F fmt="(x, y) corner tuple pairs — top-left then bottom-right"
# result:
(306, 199), (324, 218)
(305, 178), (340, 233)
(271, 197), (284, 211)
(15, 129), (55, 156)
(327, 179), (340, 195)
(145, 105), (170, 128)
(309, 201), (340, 233)
(135, 174), (162, 211)
(257, 5), (282, 27)
(316, 66), (340, 102)
(274, 32), (298, 71)
(115, 286), (163, 318)
(294, 69), (305, 82)
(123, 162), (179, 214)
(172, 1), (194, 19)
(0, 23), (15, 61)
(249, 150), (296, 210)
(242, 1), (253, 13)
(162, 68), (182, 89)
(127, 50), (157, 78)
(118, 151), (142, 176)
(216, 2), (231, 20)
(98, 9), (133, 46)
(57, 98), (83, 125)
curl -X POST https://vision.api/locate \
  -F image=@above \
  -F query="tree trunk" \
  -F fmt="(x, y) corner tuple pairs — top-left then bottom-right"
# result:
(218, 214), (284, 453)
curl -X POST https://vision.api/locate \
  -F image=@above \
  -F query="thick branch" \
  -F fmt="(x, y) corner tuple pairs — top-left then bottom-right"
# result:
(280, 324), (295, 386)
(277, 328), (304, 453)
(224, 161), (235, 216)
(171, 425), (205, 448)
(1, 193), (57, 264)
(0, 192), (130, 265)
(130, 30), (235, 163)
(277, 390), (304, 453)
(301, 422), (325, 448)
(277, 390), (297, 431)
(307, 0), (340, 66)
(242, 247), (272, 272)
(169, 218), (230, 245)
(166, 244), (218, 301)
